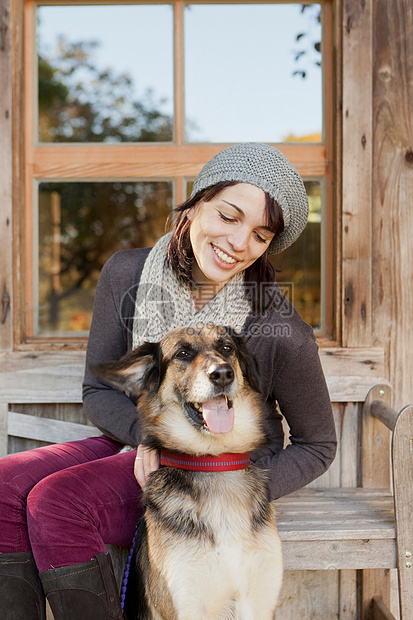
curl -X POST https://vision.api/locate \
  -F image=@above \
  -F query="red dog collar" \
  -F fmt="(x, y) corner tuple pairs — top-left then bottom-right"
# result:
(160, 449), (250, 472)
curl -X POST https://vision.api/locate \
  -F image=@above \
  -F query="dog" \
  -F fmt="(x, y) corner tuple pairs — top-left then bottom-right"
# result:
(92, 324), (282, 619)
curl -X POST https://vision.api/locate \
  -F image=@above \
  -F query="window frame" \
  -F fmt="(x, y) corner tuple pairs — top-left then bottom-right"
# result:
(20, 0), (336, 347)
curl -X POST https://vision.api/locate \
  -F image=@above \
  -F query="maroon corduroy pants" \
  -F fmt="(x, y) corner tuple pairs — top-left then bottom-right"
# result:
(0, 436), (143, 572)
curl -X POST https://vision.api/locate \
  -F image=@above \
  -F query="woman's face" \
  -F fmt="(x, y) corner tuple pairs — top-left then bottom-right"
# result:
(188, 183), (275, 289)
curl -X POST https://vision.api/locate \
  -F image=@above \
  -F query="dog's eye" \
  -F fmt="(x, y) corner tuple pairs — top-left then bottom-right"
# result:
(222, 344), (233, 353)
(175, 350), (190, 359)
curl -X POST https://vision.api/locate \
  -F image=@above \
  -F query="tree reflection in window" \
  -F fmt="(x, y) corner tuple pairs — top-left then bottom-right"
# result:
(38, 182), (172, 335)
(37, 4), (173, 143)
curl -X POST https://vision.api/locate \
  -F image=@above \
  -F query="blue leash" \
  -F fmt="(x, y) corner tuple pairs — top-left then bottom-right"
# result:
(120, 528), (138, 613)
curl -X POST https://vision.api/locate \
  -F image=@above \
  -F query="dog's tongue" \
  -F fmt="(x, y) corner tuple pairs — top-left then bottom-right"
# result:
(202, 396), (234, 434)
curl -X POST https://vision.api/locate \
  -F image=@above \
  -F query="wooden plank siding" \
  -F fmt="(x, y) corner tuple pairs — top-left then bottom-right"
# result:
(0, 0), (13, 353)
(342, 0), (373, 347)
(372, 0), (413, 412)
(370, 1), (413, 616)
(11, 0), (25, 348)
(341, 0), (413, 614)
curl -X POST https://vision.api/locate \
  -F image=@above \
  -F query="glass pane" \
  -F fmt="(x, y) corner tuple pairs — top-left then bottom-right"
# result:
(37, 4), (173, 143)
(37, 181), (173, 336)
(185, 3), (322, 143)
(270, 180), (322, 329)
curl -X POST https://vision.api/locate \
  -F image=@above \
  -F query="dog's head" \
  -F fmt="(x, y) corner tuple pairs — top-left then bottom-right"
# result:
(91, 324), (266, 455)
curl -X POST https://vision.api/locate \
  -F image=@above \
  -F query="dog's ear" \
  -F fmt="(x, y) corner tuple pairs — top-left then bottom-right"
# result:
(90, 341), (161, 398)
(223, 327), (261, 394)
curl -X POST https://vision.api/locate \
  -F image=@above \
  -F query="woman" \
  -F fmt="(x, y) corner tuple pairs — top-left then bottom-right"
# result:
(0, 143), (336, 619)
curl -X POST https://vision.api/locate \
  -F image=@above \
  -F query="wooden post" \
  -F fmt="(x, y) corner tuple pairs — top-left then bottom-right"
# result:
(11, 0), (24, 346)
(0, 0), (13, 352)
(361, 385), (392, 618)
(342, 0), (373, 347)
(392, 404), (413, 619)
(361, 385), (392, 489)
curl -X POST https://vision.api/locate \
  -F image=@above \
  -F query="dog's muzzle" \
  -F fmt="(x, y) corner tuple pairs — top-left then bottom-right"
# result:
(185, 395), (235, 434)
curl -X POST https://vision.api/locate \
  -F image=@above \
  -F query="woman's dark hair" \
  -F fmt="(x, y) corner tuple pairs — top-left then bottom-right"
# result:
(166, 181), (285, 312)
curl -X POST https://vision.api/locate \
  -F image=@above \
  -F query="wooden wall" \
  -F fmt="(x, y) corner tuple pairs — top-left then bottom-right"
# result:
(341, 0), (413, 615)
(342, 0), (373, 348)
(0, 0), (13, 353)
(372, 0), (413, 411)
(342, 0), (413, 411)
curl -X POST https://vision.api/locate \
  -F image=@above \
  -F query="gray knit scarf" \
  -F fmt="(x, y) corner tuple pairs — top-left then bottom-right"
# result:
(132, 232), (251, 349)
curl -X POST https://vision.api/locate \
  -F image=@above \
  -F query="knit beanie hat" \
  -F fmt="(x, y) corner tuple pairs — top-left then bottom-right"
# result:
(191, 142), (309, 254)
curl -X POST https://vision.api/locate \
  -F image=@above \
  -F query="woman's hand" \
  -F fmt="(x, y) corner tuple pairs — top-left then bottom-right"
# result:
(134, 444), (160, 489)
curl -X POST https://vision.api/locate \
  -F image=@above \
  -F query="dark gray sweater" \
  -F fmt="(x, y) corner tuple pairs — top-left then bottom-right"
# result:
(83, 248), (337, 500)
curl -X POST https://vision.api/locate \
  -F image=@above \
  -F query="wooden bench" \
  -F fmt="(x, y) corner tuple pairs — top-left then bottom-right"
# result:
(0, 350), (412, 618)
(277, 391), (413, 619)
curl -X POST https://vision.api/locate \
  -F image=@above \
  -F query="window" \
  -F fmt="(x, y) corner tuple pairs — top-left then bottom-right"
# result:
(23, 1), (334, 342)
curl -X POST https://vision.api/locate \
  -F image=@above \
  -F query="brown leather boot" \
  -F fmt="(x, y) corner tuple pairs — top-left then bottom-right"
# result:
(0, 551), (46, 619)
(39, 552), (123, 619)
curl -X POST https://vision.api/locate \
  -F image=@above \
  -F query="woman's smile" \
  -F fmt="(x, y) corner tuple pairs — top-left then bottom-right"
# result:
(210, 243), (239, 266)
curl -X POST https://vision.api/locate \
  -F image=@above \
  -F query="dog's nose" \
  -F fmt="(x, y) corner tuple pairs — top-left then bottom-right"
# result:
(208, 364), (234, 388)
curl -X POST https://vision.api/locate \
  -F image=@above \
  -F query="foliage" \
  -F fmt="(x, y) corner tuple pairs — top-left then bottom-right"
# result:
(292, 4), (322, 79)
(38, 37), (173, 142)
